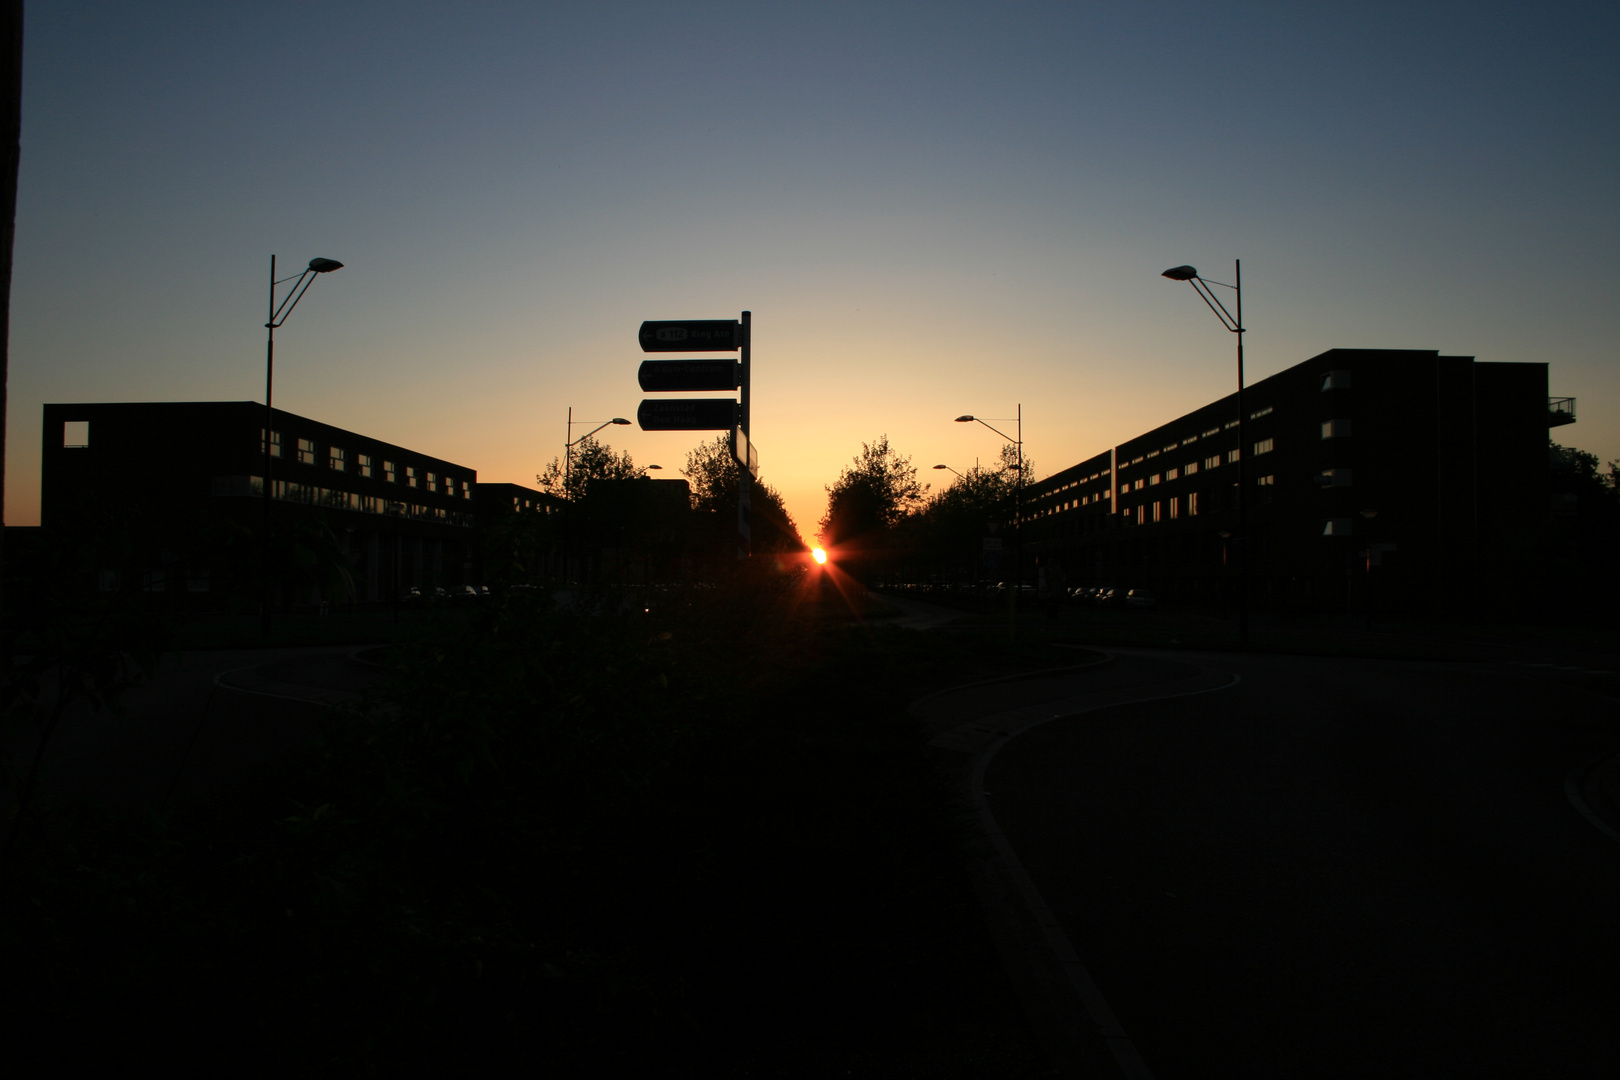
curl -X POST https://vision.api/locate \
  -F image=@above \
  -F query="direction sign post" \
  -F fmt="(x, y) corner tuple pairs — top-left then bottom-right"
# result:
(638, 320), (739, 352)
(635, 398), (737, 431)
(637, 312), (753, 558)
(637, 359), (740, 393)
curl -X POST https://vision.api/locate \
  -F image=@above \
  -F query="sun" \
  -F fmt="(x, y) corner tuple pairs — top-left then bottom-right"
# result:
(811, 547), (827, 565)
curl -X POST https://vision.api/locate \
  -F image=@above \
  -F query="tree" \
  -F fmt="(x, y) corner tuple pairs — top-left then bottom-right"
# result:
(907, 443), (1031, 583)
(536, 435), (640, 502)
(820, 436), (924, 567)
(682, 435), (801, 558)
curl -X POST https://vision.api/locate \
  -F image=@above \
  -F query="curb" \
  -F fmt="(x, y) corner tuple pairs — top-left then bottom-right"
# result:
(920, 651), (1241, 1079)
(1566, 748), (1620, 846)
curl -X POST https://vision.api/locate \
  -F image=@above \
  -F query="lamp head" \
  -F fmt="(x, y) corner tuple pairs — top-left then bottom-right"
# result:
(646, 464), (662, 470)
(933, 464), (950, 469)
(610, 418), (631, 425)
(307, 258), (344, 273)
(1161, 265), (1198, 281)
(954, 415), (975, 423)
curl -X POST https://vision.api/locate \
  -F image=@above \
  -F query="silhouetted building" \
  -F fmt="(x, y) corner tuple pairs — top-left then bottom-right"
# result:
(1021, 348), (1570, 613)
(41, 401), (478, 608)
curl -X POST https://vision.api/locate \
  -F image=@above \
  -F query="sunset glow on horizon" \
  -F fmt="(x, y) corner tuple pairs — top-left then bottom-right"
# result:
(8, 4), (1616, 536)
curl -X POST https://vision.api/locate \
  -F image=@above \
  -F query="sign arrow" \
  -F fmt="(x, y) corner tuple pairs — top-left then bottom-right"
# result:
(638, 320), (740, 352)
(636, 398), (738, 431)
(638, 359), (740, 392)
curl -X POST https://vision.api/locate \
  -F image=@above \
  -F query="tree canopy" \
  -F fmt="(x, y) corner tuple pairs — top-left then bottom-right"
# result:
(536, 435), (641, 501)
(820, 435), (924, 552)
(683, 435), (802, 556)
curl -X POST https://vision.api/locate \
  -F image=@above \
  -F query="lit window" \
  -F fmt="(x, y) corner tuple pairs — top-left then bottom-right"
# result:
(1131, 456), (1144, 465)
(1227, 449), (1241, 463)
(1322, 419), (1352, 439)
(384, 460), (397, 483)
(461, 480), (471, 499)
(63, 420), (90, 448)
(1249, 405), (1274, 419)
(1185, 462), (1199, 475)
(427, 472), (438, 493)
(358, 454), (373, 478)
(1189, 492), (1199, 516)
(1152, 501), (1162, 523)
(1224, 419), (1240, 430)
(297, 438), (316, 464)
(1169, 497), (1179, 519)
(1183, 434), (1198, 445)
(1150, 474), (1161, 486)
(1204, 455), (1221, 470)
(262, 429), (283, 458)
(329, 446), (346, 471)
(1322, 370), (1352, 391)
(1256, 475), (1275, 486)
(1203, 427), (1221, 438)
(1167, 467), (1179, 480)
(1147, 449), (1160, 459)
(1253, 437), (1274, 455)
(406, 467), (418, 488)
(1323, 518), (1353, 536)
(1135, 505), (1145, 525)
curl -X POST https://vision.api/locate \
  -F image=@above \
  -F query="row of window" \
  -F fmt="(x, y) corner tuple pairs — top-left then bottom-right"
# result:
(263, 430), (472, 498)
(212, 475), (475, 526)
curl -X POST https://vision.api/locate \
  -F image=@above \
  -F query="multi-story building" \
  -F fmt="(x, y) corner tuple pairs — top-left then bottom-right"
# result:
(41, 401), (478, 607)
(1021, 348), (1567, 612)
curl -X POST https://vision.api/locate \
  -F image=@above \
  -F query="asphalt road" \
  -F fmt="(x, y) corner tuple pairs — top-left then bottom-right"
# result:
(984, 651), (1620, 1077)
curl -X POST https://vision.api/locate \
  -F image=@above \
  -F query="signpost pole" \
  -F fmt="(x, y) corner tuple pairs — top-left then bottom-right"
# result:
(737, 310), (751, 559)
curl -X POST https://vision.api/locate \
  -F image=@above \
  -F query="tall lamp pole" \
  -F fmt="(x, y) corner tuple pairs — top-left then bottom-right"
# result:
(563, 412), (632, 497)
(1162, 261), (1247, 641)
(262, 255), (343, 622)
(557, 411), (630, 585)
(955, 406), (1023, 634)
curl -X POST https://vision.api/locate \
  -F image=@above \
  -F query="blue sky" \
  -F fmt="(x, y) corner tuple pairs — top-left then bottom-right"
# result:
(10, 1), (1617, 534)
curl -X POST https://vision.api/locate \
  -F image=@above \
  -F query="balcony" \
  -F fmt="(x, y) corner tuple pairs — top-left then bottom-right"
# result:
(1548, 397), (1577, 427)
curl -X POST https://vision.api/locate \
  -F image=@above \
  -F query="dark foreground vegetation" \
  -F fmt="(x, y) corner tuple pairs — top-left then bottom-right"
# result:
(1, 569), (1083, 1077)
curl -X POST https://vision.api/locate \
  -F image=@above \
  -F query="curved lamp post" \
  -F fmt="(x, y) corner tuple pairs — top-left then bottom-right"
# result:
(955, 407), (1024, 635)
(932, 463), (965, 480)
(1162, 261), (1247, 641)
(262, 255), (344, 622)
(563, 411), (631, 498)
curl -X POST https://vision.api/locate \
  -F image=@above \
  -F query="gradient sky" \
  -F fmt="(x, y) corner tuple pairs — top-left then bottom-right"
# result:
(9, 2), (1617, 538)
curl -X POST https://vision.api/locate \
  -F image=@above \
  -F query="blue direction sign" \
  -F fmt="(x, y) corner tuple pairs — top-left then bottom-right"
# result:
(637, 398), (738, 431)
(638, 320), (739, 352)
(638, 359), (740, 392)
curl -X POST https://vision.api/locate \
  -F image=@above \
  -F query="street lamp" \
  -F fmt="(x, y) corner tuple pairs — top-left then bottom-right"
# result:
(1162, 261), (1247, 641)
(932, 464), (965, 480)
(955, 406), (1024, 632)
(563, 408), (631, 499)
(262, 255), (343, 622)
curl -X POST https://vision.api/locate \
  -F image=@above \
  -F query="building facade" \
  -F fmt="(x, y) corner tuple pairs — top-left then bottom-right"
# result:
(1021, 348), (1564, 612)
(41, 401), (479, 608)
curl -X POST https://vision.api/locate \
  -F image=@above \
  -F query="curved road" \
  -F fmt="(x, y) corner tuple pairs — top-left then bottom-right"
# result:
(947, 650), (1620, 1077)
